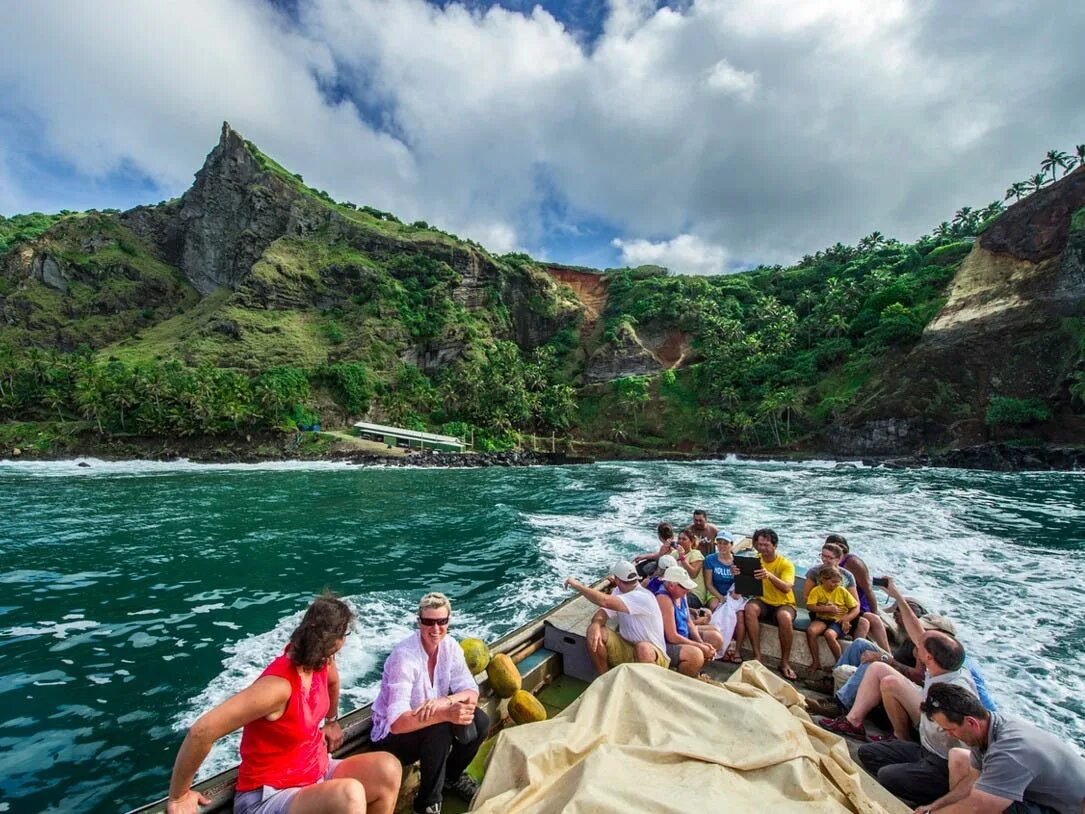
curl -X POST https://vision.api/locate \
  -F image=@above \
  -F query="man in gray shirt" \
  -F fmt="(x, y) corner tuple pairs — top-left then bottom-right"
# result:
(917, 683), (1085, 814)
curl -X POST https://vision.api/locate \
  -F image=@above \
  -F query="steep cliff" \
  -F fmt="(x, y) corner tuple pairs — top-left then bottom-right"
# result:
(2, 123), (580, 371)
(832, 166), (1085, 454)
(0, 213), (199, 350)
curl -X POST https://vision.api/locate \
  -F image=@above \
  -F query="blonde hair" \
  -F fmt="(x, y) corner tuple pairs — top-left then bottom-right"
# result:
(418, 591), (452, 615)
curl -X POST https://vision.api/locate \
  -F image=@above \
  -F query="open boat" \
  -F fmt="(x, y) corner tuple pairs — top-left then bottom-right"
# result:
(128, 578), (905, 813)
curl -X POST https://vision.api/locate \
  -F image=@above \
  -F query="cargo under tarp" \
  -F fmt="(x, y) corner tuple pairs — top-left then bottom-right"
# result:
(471, 661), (909, 814)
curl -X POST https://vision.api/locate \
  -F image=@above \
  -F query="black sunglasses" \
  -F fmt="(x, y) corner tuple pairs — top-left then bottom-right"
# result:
(419, 616), (450, 627)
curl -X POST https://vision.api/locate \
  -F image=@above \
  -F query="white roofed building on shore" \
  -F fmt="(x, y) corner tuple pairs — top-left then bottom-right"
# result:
(352, 421), (466, 452)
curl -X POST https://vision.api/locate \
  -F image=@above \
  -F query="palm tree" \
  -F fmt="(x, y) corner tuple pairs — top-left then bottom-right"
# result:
(1028, 173), (1048, 193)
(1004, 182), (1028, 201)
(934, 221), (952, 240)
(1074, 144), (1085, 169)
(979, 201), (1004, 222)
(1041, 149), (1069, 182)
(773, 388), (803, 440)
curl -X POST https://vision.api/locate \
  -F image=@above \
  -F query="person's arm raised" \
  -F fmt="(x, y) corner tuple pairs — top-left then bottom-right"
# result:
(883, 577), (923, 645)
(681, 550), (704, 579)
(166, 676), (291, 814)
(564, 577), (629, 613)
(756, 559), (793, 593)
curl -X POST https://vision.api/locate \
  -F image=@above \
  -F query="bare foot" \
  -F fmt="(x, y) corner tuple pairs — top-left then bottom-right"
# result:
(780, 663), (798, 681)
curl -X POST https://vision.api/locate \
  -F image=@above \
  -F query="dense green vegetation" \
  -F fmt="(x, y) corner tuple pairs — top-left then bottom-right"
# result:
(598, 232), (966, 447)
(3, 136), (1082, 456)
(0, 212), (68, 255)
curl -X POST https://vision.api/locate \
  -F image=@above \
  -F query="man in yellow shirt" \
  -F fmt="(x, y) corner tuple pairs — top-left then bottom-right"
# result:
(740, 528), (799, 680)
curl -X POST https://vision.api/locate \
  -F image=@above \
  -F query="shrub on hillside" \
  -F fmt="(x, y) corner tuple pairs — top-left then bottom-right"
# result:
(984, 396), (1051, 427)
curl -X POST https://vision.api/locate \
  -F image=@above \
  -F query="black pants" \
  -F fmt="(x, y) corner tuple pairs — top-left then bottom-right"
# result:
(374, 707), (489, 813)
(857, 740), (949, 806)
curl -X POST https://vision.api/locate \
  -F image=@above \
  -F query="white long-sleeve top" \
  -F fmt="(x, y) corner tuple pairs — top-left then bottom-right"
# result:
(370, 631), (478, 742)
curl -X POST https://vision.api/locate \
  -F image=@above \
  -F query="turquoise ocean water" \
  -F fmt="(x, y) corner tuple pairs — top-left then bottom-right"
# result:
(1, 457), (1083, 812)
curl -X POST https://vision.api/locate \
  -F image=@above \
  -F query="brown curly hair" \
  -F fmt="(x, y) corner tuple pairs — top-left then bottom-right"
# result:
(289, 594), (354, 670)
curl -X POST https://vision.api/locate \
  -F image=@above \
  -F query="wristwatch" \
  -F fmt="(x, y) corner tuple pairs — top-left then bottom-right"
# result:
(880, 654), (890, 663)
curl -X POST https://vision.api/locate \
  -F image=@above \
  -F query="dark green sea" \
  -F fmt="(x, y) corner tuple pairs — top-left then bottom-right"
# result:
(1, 458), (1083, 812)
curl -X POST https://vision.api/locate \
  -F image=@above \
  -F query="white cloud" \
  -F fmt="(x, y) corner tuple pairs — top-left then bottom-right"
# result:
(612, 234), (729, 276)
(704, 60), (757, 100)
(1, 0), (1083, 270)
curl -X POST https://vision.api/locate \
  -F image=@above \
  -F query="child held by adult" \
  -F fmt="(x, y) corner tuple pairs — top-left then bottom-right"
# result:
(804, 565), (859, 676)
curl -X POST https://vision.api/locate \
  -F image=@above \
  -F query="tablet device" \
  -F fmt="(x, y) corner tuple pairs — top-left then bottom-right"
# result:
(732, 555), (764, 597)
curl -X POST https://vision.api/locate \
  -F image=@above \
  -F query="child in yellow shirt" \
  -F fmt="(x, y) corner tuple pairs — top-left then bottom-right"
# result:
(805, 565), (859, 672)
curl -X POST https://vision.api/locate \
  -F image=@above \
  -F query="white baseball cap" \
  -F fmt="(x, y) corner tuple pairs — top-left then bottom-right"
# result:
(610, 560), (639, 582)
(661, 566), (697, 591)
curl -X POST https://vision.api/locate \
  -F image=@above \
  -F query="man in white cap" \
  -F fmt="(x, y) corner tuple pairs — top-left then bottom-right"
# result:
(565, 561), (669, 675)
(655, 566), (723, 676)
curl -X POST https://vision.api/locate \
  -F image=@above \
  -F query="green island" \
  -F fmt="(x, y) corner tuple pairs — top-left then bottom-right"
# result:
(2, 126), (1083, 467)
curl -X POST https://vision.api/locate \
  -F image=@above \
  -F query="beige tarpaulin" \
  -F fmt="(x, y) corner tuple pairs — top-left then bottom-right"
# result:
(471, 661), (909, 814)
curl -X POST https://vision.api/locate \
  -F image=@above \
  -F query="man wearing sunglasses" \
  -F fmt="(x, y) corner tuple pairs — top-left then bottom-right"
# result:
(371, 592), (487, 814)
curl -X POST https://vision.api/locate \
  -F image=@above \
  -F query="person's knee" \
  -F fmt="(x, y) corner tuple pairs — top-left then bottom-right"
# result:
(866, 661), (892, 682)
(825, 630), (838, 641)
(370, 752), (403, 792)
(678, 647), (704, 675)
(856, 742), (878, 770)
(473, 706), (490, 732)
(326, 778), (367, 813)
(775, 610), (793, 630)
(880, 673), (911, 697)
(634, 642), (656, 662)
(468, 707), (490, 746)
(424, 721), (454, 752)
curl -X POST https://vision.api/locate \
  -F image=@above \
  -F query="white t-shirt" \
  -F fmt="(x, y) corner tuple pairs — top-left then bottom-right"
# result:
(605, 584), (667, 656)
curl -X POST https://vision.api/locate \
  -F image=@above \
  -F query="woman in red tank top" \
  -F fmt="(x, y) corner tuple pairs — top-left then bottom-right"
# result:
(165, 595), (401, 814)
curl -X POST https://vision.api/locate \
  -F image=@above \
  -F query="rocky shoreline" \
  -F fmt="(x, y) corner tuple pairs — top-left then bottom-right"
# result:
(866, 442), (1085, 472)
(2, 429), (1081, 472)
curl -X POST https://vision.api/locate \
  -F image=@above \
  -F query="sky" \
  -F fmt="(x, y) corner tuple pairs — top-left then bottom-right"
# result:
(0, 1), (1083, 274)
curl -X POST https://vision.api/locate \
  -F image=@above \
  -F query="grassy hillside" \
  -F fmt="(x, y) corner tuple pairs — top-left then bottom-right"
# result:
(3, 130), (1082, 457)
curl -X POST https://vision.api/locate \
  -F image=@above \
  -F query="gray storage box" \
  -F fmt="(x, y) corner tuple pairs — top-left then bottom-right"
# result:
(543, 621), (598, 683)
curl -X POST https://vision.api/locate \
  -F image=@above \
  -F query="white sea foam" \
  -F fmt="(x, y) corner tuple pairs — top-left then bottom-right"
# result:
(3, 619), (100, 639)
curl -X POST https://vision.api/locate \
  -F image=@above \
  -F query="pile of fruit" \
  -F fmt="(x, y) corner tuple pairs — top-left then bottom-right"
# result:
(460, 638), (547, 724)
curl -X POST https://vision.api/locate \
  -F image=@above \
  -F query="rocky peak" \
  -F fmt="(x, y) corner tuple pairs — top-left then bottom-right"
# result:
(171, 122), (310, 294)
